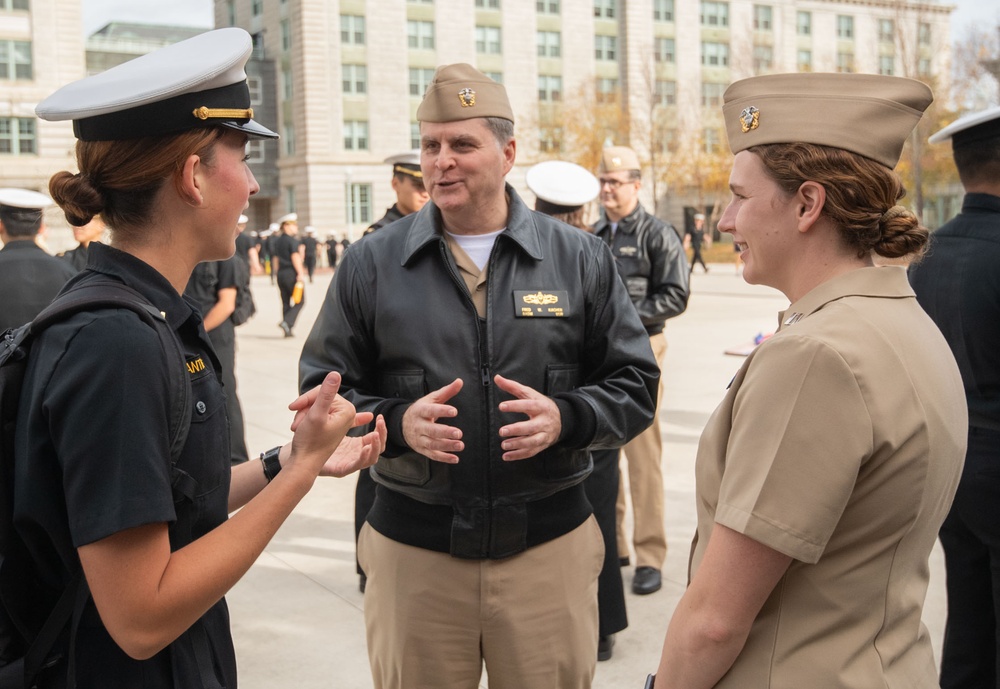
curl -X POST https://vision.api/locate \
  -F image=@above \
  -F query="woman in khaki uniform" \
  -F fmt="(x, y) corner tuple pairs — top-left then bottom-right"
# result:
(650, 74), (968, 688)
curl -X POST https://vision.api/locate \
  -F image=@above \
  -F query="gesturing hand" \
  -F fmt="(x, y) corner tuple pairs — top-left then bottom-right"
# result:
(495, 374), (561, 461)
(402, 378), (464, 464)
(288, 372), (372, 476)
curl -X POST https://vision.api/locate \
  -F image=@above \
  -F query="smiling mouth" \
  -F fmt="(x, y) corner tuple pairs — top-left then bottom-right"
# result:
(735, 242), (747, 253)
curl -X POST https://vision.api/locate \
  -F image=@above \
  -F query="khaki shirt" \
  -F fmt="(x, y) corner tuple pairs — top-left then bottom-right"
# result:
(693, 266), (966, 688)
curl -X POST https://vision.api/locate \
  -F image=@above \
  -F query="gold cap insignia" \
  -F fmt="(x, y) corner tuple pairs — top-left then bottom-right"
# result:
(458, 88), (476, 107)
(611, 156), (622, 166)
(740, 106), (760, 133)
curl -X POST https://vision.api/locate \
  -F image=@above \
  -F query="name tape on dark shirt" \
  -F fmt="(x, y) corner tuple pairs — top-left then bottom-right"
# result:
(514, 290), (569, 318)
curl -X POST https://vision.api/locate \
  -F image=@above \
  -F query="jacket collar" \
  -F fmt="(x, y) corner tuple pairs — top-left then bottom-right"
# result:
(961, 192), (1000, 215)
(84, 242), (194, 330)
(777, 266), (914, 331)
(594, 201), (646, 235)
(401, 183), (544, 266)
(0, 239), (46, 253)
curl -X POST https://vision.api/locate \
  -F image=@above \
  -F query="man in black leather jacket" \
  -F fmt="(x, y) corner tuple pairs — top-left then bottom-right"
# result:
(300, 64), (658, 689)
(592, 146), (690, 597)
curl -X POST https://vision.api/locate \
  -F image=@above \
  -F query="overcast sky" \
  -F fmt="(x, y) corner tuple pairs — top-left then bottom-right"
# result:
(81, 0), (993, 44)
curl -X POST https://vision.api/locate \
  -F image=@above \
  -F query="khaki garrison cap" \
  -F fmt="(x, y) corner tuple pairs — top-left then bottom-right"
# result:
(416, 64), (513, 123)
(722, 73), (933, 169)
(599, 146), (641, 173)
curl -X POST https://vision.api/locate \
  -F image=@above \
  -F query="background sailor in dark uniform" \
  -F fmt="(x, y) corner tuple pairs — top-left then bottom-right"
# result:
(58, 214), (106, 273)
(363, 150), (429, 235)
(301, 225), (319, 282)
(0, 188), (77, 331)
(908, 104), (1000, 689)
(526, 160), (627, 662)
(352, 150), (430, 592)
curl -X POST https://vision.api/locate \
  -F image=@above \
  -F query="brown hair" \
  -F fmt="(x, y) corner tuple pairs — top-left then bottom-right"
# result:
(749, 143), (928, 260)
(49, 127), (226, 243)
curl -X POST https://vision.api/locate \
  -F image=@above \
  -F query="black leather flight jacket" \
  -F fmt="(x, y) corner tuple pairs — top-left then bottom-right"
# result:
(300, 186), (659, 559)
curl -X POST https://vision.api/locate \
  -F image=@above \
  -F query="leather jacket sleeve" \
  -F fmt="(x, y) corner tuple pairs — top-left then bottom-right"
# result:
(636, 219), (690, 328)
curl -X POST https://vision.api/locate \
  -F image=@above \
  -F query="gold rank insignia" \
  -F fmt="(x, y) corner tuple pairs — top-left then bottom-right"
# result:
(617, 246), (638, 257)
(458, 88), (476, 107)
(514, 290), (569, 317)
(740, 106), (760, 133)
(612, 156), (622, 166)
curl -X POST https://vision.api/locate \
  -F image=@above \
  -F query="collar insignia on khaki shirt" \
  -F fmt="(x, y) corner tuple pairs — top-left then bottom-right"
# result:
(515, 290), (568, 317)
(783, 312), (804, 326)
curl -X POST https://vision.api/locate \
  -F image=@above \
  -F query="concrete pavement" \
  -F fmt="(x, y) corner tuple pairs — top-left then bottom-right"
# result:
(226, 264), (948, 688)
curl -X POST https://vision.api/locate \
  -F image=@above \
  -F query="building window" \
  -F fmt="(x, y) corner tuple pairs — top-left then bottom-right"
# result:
(753, 5), (772, 31)
(654, 37), (675, 63)
(704, 128), (721, 154)
(797, 11), (811, 36)
(476, 26), (502, 54)
(411, 122), (421, 149)
(344, 120), (369, 150)
(918, 22), (931, 45)
(342, 64), (367, 95)
(701, 41), (729, 67)
(837, 15), (854, 40)
(594, 0), (615, 19)
(475, 0), (500, 7)
(281, 66), (293, 100)
(878, 18), (894, 43)
(348, 183), (372, 225)
(797, 49), (812, 72)
(409, 68), (435, 96)
(408, 20), (435, 50)
(1, 0), (30, 8)
(248, 76), (263, 104)
(283, 123), (295, 155)
(226, 0), (236, 25)
(753, 45), (773, 72)
(654, 79), (676, 106)
(537, 0), (560, 13)
(485, 71), (503, 83)
(0, 117), (35, 155)
(284, 186), (296, 214)
(0, 40), (32, 79)
(701, 82), (726, 107)
(596, 77), (618, 102)
(918, 57), (931, 76)
(341, 15), (365, 45)
(837, 51), (854, 73)
(539, 128), (563, 154)
(538, 75), (563, 102)
(653, 0), (673, 21)
(595, 35), (617, 61)
(879, 55), (894, 76)
(246, 139), (265, 163)
(251, 32), (265, 58)
(700, 1), (729, 27)
(280, 19), (291, 52)
(251, 0), (262, 17)
(537, 31), (561, 58)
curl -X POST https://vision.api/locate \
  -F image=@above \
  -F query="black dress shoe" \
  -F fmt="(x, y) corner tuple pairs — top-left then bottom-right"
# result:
(359, 573), (367, 594)
(632, 566), (662, 595)
(597, 634), (615, 661)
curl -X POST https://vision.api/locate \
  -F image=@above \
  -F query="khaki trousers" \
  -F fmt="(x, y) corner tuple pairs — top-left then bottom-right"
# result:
(616, 332), (668, 569)
(358, 516), (604, 689)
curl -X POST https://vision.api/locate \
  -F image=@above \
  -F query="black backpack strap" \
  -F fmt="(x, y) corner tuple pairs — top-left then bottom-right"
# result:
(32, 281), (192, 467)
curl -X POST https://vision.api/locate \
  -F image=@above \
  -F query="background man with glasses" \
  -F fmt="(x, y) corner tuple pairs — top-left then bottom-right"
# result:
(592, 146), (690, 598)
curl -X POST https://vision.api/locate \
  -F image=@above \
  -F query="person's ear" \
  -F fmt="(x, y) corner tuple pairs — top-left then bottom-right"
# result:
(177, 154), (203, 207)
(796, 181), (825, 233)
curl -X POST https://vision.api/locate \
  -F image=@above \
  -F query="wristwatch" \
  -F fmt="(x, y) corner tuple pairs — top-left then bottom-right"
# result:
(260, 446), (282, 482)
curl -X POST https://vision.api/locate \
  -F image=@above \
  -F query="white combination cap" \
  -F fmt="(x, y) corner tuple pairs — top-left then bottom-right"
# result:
(277, 212), (298, 224)
(35, 28), (277, 142)
(0, 188), (54, 211)
(930, 104), (1000, 147)
(526, 161), (600, 211)
(384, 151), (422, 178)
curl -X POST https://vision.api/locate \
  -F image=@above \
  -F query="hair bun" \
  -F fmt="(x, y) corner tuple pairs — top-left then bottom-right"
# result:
(48, 171), (105, 227)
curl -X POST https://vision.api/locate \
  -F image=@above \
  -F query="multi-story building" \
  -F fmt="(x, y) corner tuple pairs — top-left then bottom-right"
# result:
(1, 0), (85, 249)
(217, 0), (952, 237)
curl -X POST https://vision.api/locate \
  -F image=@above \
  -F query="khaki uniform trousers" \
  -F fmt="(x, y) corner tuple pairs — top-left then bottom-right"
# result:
(358, 515), (604, 689)
(616, 332), (667, 569)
